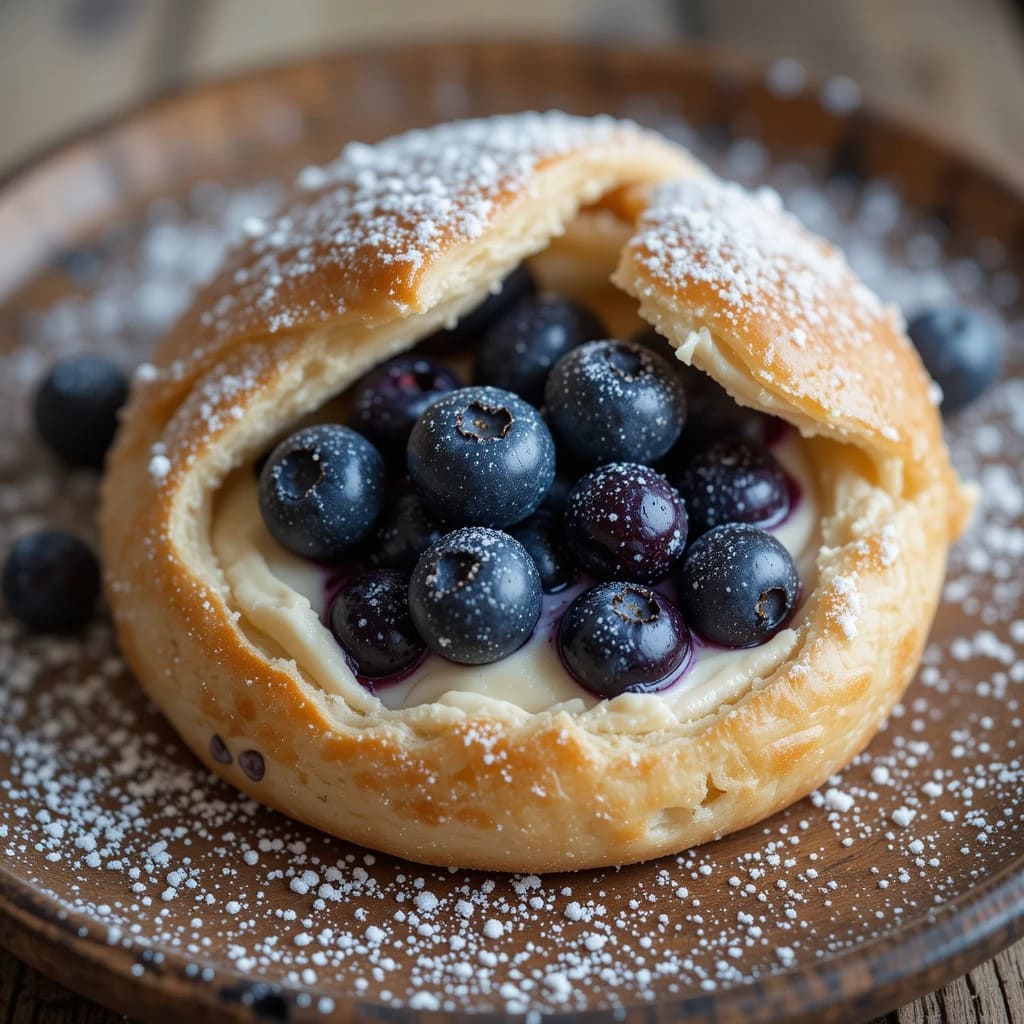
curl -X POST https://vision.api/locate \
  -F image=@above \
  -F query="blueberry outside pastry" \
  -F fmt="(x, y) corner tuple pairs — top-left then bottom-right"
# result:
(100, 113), (973, 871)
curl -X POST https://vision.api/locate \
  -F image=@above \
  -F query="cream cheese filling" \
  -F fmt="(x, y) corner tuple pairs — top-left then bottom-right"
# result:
(211, 430), (820, 728)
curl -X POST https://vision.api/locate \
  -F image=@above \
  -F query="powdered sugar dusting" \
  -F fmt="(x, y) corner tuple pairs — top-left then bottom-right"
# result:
(147, 453), (171, 481)
(634, 177), (882, 326)
(185, 112), (641, 347)
(627, 175), (929, 454)
(0, 108), (1021, 1016)
(829, 574), (864, 641)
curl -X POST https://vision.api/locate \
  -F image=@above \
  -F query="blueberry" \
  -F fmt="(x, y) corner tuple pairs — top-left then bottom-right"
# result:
(907, 306), (1001, 412)
(676, 438), (791, 537)
(672, 362), (781, 447)
(677, 523), (800, 648)
(351, 355), (462, 462)
(539, 473), (578, 516)
(508, 510), (578, 593)
(426, 264), (536, 350)
(475, 295), (606, 405)
(407, 386), (555, 527)
(631, 325), (674, 362)
(545, 340), (686, 467)
(2, 530), (100, 633)
(633, 329), (780, 455)
(559, 582), (691, 697)
(408, 527), (541, 664)
(328, 569), (425, 679)
(34, 355), (129, 468)
(564, 463), (687, 583)
(259, 425), (385, 560)
(369, 493), (443, 571)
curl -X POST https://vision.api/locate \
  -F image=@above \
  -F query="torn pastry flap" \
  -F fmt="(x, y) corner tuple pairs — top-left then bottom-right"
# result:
(611, 176), (973, 539)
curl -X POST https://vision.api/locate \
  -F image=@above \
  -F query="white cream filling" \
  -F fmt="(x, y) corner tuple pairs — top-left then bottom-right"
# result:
(212, 431), (820, 727)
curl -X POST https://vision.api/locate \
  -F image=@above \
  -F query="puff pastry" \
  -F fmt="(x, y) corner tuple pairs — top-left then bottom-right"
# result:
(100, 113), (971, 871)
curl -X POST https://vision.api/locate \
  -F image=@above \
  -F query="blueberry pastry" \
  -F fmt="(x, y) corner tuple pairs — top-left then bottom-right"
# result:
(100, 113), (971, 871)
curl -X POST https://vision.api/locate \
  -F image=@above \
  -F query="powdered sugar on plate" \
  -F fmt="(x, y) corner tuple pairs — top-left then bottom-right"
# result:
(0, 104), (1022, 1016)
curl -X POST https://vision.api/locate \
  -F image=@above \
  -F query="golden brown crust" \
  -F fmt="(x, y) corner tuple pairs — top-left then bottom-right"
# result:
(101, 114), (969, 871)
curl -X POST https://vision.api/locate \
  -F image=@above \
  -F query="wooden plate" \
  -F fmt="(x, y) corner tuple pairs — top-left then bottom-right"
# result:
(1, 41), (1022, 1024)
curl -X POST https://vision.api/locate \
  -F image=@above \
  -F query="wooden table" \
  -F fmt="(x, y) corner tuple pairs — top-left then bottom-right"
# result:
(0, 1), (1022, 1021)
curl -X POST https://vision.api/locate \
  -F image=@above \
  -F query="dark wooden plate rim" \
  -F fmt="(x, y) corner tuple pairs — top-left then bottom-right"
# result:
(0, 39), (1022, 1024)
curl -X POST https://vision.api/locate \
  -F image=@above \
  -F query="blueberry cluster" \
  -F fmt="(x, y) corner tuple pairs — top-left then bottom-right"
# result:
(257, 276), (809, 697)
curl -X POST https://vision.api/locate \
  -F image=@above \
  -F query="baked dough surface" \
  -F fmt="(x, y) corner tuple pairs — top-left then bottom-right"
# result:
(100, 113), (970, 871)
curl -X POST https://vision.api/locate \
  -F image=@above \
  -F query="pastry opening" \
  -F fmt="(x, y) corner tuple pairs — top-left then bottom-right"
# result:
(208, 209), (828, 729)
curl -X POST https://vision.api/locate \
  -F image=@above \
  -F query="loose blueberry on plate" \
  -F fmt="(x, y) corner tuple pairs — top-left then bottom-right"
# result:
(508, 510), (578, 593)
(564, 463), (687, 584)
(475, 295), (606, 405)
(545, 339), (686, 467)
(559, 582), (691, 697)
(676, 437), (791, 538)
(424, 263), (536, 351)
(2, 530), (100, 633)
(677, 523), (800, 648)
(34, 355), (129, 468)
(406, 386), (555, 527)
(351, 355), (462, 462)
(369, 493), (444, 572)
(329, 569), (425, 678)
(907, 306), (1001, 412)
(409, 527), (542, 664)
(259, 424), (385, 560)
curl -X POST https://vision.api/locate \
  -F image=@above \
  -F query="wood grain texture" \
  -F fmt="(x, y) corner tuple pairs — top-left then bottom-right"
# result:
(0, 3), (1023, 1023)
